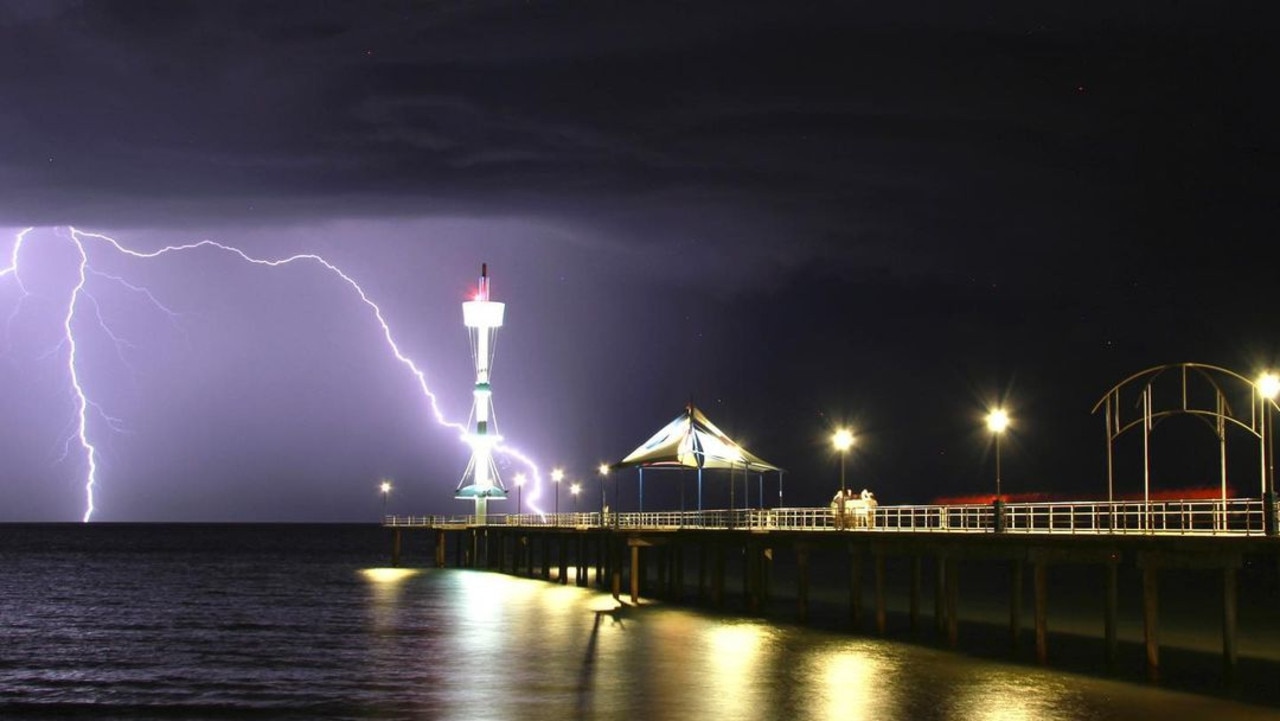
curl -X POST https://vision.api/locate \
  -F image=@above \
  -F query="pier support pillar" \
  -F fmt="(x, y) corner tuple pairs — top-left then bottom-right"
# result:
(1141, 561), (1160, 681)
(713, 544), (726, 609)
(391, 529), (402, 568)
(559, 535), (569, 585)
(945, 557), (959, 648)
(1034, 560), (1048, 664)
(541, 535), (551, 580)
(673, 544), (685, 602)
(1223, 565), (1238, 677)
(909, 555), (921, 634)
(1105, 557), (1119, 670)
(874, 549), (887, 635)
(1010, 559), (1022, 653)
(596, 533), (606, 587)
(630, 543), (641, 604)
(610, 535), (621, 601)
(796, 546), (811, 623)
(698, 543), (708, 604)
(762, 547), (772, 609)
(934, 555), (947, 636)
(435, 530), (446, 568)
(849, 544), (864, 630)
(658, 547), (670, 598)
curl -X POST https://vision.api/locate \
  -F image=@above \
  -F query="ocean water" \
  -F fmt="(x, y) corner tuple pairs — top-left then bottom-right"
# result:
(1, 523), (1278, 720)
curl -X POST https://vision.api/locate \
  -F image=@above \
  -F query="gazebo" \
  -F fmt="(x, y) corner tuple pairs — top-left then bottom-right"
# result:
(610, 403), (785, 512)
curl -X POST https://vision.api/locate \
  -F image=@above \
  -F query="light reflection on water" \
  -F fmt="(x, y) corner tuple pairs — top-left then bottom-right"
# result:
(353, 569), (1280, 721)
(2, 523), (1278, 721)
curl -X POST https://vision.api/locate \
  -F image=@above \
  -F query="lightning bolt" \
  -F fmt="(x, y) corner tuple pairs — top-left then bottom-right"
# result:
(1, 227), (33, 344)
(1, 226), (547, 521)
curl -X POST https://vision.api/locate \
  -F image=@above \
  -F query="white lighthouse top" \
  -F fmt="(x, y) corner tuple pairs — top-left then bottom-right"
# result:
(462, 263), (505, 327)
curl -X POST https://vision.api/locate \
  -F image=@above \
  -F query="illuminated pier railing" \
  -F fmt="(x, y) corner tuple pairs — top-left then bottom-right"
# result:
(383, 497), (1270, 536)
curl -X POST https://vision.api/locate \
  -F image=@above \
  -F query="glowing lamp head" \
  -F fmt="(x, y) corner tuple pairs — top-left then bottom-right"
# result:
(1259, 372), (1280, 401)
(462, 300), (506, 328)
(598, 463), (610, 476)
(832, 428), (854, 452)
(514, 473), (527, 487)
(551, 468), (564, 484)
(987, 409), (1010, 434)
(380, 480), (392, 494)
(570, 483), (581, 496)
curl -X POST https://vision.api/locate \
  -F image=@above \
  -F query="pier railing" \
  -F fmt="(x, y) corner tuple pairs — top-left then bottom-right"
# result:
(383, 497), (1270, 536)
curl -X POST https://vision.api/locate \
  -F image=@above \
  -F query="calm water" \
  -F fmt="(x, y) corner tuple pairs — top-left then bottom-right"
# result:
(1, 524), (1278, 720)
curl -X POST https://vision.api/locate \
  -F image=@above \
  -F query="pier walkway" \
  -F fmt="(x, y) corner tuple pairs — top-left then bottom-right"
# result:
(383, 496), (1271, 536)
(381, 497), (1280, 685)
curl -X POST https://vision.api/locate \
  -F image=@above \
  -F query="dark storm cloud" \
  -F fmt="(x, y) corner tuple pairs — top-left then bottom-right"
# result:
(4, 1), (1267, 295)
(0, 1), (1199, 276)
(1, 1), (1276, 519)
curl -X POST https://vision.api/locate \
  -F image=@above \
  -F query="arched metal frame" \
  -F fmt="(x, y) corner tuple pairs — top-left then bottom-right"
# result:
(1091, 362), (1278, 530)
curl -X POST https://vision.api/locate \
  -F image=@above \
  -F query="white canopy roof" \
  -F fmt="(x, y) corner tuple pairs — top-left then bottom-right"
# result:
(615, 404), (783, 472)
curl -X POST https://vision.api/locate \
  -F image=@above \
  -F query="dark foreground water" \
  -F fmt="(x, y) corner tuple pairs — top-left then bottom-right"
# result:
(2, 524), (1279, 720)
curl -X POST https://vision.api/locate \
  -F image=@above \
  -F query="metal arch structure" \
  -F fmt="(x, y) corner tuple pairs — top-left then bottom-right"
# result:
(1091, 362), (1278, 533)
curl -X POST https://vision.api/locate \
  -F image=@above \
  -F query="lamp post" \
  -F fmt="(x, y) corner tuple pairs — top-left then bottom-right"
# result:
(986, 409), (1010, 498)
(571, 482), (581, 516)
(514, 472), (527, 519)
(552, 467), (564, 525)
(832, 429), (854, 496)
(379, 480), (391, 520)
(598, 464), (609, 526)
(986, 409), (1010, 533)
(1259, 373), (1279, 535)
(832, 429), (854, 531)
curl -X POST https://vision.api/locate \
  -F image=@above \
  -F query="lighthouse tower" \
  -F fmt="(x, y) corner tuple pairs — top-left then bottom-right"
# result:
(455, 263), (508, 523)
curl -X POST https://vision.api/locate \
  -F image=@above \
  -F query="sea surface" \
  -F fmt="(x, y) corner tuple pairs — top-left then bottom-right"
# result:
(1, 523), (1279, 720)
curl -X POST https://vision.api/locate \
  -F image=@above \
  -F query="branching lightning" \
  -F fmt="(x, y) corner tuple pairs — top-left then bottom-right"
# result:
(1, 226), (546, 521)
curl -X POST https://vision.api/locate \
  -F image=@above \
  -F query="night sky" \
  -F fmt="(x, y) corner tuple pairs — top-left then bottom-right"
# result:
(1, 1), (1276, 521)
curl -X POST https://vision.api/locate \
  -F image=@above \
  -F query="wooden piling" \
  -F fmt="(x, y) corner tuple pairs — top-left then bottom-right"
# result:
(1009, 559), (1023, 652)
(1142, 561), (1160, 681)
(1034, 560), (1048, 664)
(713, 544), (726, 609)
(1223, 565), (1238, 677)
(630, 543), (641, 604)
(698, 542), (708, 604)
(945, 557), (959, 647)
(1105, 558), (1118, 669)
(797, 545), (811, 623)
(541, 535), (551, 580)
(874, 550), (886, 635)
(909, 555), (921, 634)
(934, 555), (947, 636)
(611, 535), (622, 601)
(674, 544), (685, 601)
(558, 535), (569, 585)
(849, 544), (863, 629)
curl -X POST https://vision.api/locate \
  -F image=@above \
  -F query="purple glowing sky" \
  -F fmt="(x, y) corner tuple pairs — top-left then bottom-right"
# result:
(0, 2), (1276, 521)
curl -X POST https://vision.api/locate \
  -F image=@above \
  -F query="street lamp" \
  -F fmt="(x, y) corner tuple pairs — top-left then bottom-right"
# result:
(551, 467), (564, 524)
(1258, 373), (1279, 535)
(379, 480), (392, 520)
(571, 482), (581, 515)
(598, 463), (610, 524)
(832, 429), (854, 496)
(514, 472), (527, 518)
(986, 409), (1010, 499)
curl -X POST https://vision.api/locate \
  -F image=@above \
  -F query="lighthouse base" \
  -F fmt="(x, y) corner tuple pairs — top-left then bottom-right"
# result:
(455, 486), (507, 525)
